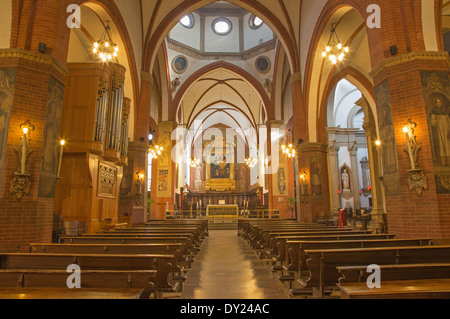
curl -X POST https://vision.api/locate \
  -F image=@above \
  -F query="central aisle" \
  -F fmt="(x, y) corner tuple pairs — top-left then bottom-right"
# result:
(179, 229), (289, 299)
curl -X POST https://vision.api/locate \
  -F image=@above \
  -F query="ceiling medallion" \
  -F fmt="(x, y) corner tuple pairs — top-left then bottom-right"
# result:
(255, 56), (271, 74)
(172, 55), (188, 74)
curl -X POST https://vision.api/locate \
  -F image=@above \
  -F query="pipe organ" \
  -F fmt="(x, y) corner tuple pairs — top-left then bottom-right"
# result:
(55, 63), (130, 234)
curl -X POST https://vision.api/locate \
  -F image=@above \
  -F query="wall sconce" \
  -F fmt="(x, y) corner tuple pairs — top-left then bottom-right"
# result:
(134, 172), (144, 205)
(299, 172), (308, 204)
(10, 121), (34, 200)
(402, 119), (428, 196)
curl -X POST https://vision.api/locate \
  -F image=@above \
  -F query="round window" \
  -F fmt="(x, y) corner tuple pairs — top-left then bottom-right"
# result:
(249, 14), (264, 29)
(180, 14), (195, 29)
(212, 18), (232, 36)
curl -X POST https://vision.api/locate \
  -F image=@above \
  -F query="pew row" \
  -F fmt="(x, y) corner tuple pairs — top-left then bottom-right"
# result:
(0, 269), (156, 299)
(0, 253), (174, 299)
(299, 245), (450, 298)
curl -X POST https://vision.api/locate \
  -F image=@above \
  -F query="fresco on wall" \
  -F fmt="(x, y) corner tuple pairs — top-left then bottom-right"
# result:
(375, 80), (401, 196)
(310, 156), (322, 198)
(38, 78), (64, 198)
(158, 169), (169, 192)
(421, 71), (450, 194)
(0, 69), (16, 196)
(277, 168), (286, 195)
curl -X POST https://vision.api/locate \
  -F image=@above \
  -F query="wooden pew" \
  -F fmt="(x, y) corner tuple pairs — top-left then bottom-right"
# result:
(29, 243), (187, 273)
(286, 238), (432, 274)
(300, 245), (450, 298)
(0, 269), (156, 299)
(271, 234), (397, 263)
(0, 253), (174, 298)
(337, 263), (450, 284)
(85, 231), (201, 247)
(0, 287), (147, 299)
(259, 230), (371, 251)
(59, 236), (197, 266)
(144, 220), (209, 237)
(280, 238), (432, 292)
(336, 279), (450, 299)
(101, 228), (203, 245)
(63, 235), (197, 255)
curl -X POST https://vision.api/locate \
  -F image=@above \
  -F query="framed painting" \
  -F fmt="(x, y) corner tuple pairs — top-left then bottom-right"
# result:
(255, 56), (271, 74)
(172, 55), (188, 74)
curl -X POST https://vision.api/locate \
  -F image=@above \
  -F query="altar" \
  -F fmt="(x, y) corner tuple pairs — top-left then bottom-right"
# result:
(207, 205), (239, 222)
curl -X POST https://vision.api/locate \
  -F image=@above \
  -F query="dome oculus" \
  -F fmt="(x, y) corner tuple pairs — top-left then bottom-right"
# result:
(212, 18), (232, 35)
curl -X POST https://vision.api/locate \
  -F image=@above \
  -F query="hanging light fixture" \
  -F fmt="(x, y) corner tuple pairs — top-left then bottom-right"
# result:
(282, 144), (296, 158)
(190, 158), (201, 168)
(322, 23), (349, 65)
(149, 145), (164, 160)
(245, 157), (258, 168)
(93, 22), (119, 62)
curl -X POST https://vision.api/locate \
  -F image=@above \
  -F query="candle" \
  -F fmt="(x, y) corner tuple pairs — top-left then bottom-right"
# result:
(21, 128), (28, 174)
(57, 140), (65, 178)
(403, 127), (415, 170)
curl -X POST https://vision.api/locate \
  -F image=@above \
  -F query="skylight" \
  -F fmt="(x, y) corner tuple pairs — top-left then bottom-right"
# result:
(213, 18), (232, 35)
(180, 14), (194, 28)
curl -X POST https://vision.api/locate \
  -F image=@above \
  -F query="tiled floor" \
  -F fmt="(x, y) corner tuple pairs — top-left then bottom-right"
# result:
(178, 230), (289, 299)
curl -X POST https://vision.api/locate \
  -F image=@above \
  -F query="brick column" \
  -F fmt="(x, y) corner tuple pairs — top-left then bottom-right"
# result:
(371, 51), (450, 238)
(118, 140), (148, 225)
(0, 50), (67, 245)
(295, 143), (330, 223)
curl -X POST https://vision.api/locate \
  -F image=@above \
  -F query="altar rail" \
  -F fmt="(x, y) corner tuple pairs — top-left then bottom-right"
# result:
(164, 208), (280, 220)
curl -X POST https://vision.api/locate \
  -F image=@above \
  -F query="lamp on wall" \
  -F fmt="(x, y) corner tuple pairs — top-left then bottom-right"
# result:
(299, 172), (309, 204)
(10, 121), (34, 200)
(93, 22), (119, 62)
(134, 172), (144, 205)
(402, 119), (428, 196)
(322, 23), (349, 65)
(56, 140), (65, 180)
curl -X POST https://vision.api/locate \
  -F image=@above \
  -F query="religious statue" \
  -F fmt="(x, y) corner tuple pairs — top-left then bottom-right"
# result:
(310, 161), (322, 196)
(342, 169), (350, 191)
(278, 168), (286, 194)
(430, 97), (450, 165)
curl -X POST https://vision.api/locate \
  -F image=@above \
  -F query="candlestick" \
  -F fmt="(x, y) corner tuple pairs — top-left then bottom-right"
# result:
(403, 127), (415, 170)
(21, 128), (28, 174)
(57, 140), (65, 178)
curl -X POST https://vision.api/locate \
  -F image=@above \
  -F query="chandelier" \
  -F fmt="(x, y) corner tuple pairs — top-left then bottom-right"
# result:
(322, 23), (349, 65)
(149, 145), (164, 160)
(245, 157), (258, 168)
(190, 158), (201, 168)
(282, 144), (296, 158)
(93, 22), (119, 62)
